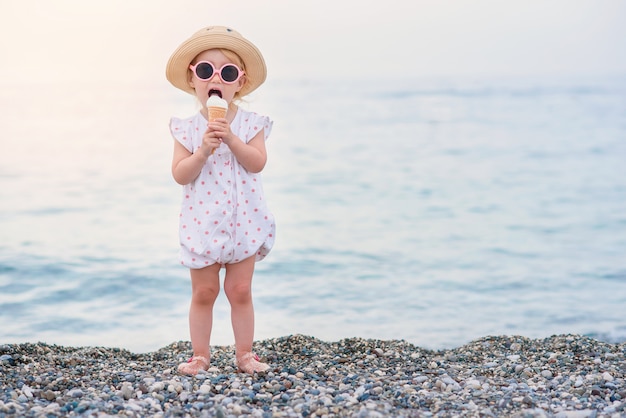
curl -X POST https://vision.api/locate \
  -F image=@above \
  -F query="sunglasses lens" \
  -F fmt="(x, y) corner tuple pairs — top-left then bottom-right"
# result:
(220, 65), (240, 83)
(195, 63), (214, 80)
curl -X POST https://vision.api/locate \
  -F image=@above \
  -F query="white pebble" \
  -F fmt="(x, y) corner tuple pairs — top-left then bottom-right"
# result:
(125, 401), (143, 412)
(120, 383), (134, 400)
(541, 370), (553, 379)
(21, 386), (33, 399)
(602, 372), (614, 382)
(465, 379), (481, 390)
(150, 382), (164, 392)
(44, 403), (60, 413)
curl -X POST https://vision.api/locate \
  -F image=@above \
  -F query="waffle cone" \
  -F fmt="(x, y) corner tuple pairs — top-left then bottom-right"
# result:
(208, 106), (226, 155)
(208, 106), (227, 121)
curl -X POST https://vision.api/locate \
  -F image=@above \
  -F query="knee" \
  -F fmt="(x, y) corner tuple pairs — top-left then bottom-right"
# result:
(224, 282), (251, 305)
(192, 285), (220, 305)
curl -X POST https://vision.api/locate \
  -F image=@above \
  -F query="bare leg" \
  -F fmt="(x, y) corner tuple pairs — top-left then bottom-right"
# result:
(224, 256), (255, 354)
(178, 263), (221, 375)
(224, 256), (269, 373)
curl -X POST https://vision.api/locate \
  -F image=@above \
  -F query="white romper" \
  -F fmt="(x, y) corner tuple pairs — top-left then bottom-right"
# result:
(169, 109), (275, 268)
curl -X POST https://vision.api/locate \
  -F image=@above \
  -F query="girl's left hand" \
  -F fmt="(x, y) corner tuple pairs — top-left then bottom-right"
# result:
(208, 118), (234, 145)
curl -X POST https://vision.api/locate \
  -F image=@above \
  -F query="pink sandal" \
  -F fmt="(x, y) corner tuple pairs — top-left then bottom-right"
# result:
(177, 355), (209, 375)
(236, 352), (270, 374)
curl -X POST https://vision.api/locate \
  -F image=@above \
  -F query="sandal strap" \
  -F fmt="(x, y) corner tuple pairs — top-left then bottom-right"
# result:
(177, 355), (210, 375)
(237, 352), (269, 373)
(188, 355), (209, 367)
(238, 352), (259, 362)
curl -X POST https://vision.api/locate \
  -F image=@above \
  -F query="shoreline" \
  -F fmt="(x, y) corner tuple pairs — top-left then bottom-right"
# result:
(1, 334), (624, 417)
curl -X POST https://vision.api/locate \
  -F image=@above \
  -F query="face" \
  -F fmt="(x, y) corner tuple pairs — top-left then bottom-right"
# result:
(188, 49), (246, 106)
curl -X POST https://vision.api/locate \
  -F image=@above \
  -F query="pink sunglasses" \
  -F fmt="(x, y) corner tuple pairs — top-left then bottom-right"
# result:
(189, 62), (245, 84)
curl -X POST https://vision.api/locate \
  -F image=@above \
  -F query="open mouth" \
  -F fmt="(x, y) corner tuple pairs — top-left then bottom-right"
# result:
(208, 89), (222, 98)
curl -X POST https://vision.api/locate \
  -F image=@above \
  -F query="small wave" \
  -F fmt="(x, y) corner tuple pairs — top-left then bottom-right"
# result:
(584, 331), (626, 345)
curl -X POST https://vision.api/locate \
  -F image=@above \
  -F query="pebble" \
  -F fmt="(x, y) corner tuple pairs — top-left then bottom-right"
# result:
(0, 334), (624, 417)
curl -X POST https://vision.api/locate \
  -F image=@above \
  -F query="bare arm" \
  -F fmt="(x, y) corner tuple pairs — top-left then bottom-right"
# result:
(171, 141), (206, 185)
(171, 124), (222, 185)
(225, 130), (267, 173)
(210, 118), (267, 173)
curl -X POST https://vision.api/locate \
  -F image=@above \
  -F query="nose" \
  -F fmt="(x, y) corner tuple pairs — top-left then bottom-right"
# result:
(208, 71), (222, 83)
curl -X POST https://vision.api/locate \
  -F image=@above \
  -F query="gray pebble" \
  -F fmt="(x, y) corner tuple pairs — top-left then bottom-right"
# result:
(67, 388), (83, 398)
(0, 354), (14, 366)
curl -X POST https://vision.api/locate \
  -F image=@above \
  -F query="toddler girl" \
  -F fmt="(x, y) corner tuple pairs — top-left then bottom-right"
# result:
(165, 26), (275, 375)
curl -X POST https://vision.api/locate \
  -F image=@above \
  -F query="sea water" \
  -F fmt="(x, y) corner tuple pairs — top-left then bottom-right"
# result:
(1, 75), (625, 352)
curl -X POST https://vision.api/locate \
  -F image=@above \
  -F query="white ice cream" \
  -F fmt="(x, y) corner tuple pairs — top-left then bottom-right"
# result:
(206, 95), (228, 110)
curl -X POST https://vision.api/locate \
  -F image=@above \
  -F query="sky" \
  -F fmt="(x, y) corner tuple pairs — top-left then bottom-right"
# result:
(1, 0), (625, 86)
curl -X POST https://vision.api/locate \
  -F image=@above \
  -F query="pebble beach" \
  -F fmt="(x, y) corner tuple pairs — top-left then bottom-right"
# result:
(1, 334), (625, 417)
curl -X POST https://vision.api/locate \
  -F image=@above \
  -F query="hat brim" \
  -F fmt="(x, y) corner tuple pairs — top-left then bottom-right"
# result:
(166, 26), (266, 97)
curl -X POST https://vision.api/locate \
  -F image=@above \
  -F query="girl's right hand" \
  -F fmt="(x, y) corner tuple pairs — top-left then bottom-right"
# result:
(199, 128), (222, 157)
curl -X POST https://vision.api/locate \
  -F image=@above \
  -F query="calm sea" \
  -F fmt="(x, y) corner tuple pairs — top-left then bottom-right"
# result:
(1, 75), (625, 353)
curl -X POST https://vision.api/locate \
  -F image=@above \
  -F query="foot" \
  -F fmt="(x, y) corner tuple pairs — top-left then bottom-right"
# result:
(236, 352), (270, 374)
(177, 355), (209, 376)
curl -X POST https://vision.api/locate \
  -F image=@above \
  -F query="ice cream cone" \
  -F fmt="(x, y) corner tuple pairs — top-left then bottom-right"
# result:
(206, 95), (228, 155)
(208, 106), (227, 122)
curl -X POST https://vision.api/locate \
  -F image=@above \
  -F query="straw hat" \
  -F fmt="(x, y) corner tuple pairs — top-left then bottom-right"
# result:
(166, 26), (266, 97)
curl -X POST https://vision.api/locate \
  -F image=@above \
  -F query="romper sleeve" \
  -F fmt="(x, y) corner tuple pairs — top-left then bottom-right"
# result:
(244, 112), (273, 143)
(169, 117), (193, 153)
